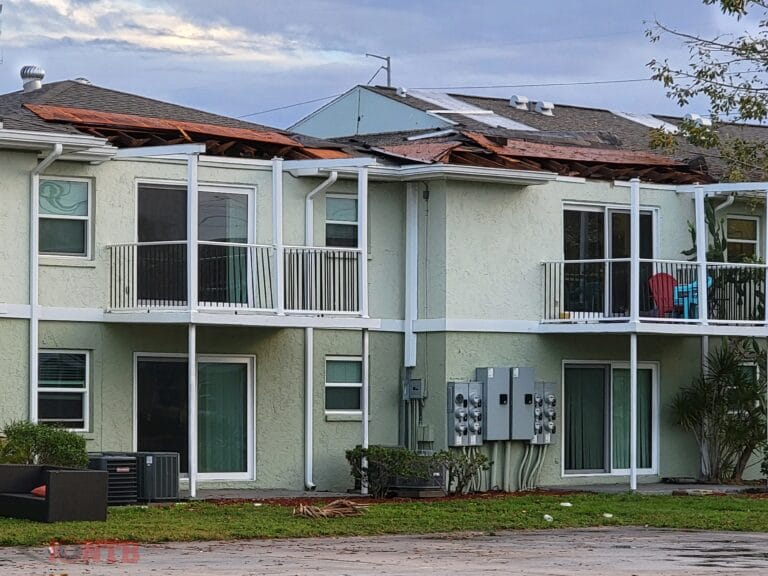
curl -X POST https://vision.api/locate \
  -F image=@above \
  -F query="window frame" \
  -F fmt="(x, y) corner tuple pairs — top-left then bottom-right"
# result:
(561, 360), (659, 478)
(38, 349), (89, 432)
(725, 215), (759, 262)
(38, 177), (92, 259)
(324, 355), (363, 415)
(325, 194), (359, 248)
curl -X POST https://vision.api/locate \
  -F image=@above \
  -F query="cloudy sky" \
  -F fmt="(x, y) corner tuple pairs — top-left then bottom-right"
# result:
(0, 0), (757, 128)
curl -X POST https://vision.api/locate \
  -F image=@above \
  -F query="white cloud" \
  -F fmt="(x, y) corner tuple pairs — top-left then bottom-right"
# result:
(4, 0), (357, 67)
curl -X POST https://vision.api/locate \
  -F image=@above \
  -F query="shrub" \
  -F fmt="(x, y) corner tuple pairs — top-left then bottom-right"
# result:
(345, 445), (436, 498)
(0, 421), (88, 468)
(436, 449), (491, 494)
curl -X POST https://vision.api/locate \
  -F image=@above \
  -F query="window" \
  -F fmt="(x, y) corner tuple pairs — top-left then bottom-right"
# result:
(39, 179), (90, 257)
(325, 196), (358, 247)
(325, 357), (362, 412)
(38, 352), (88, 431)
(726, 216), (758, 262)
(563, 363), (656, 475)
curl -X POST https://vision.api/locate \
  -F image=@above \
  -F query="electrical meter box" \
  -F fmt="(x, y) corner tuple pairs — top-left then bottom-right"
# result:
(447, 381), (483, 447)
(475, 367), (510, 441)
(510, 367), (536, 440)
(532, 382), (557, 445)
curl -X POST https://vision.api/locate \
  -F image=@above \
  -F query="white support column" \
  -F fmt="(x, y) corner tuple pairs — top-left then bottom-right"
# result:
(360, 328), (370, 495)
(357, 167), (369, 318)
(272, 158), (285, 315)
(629, 178), (640, 324)
(304, 327), (315, 490)
(630, 333), (638, 492)
(404, 183), (418, 367)
(29, 171), (40, 423)
(187, 153), (199, 311)
(702, 335), (710, 371)
(188, 324), (198, 498)
(694, 185), (708, 323)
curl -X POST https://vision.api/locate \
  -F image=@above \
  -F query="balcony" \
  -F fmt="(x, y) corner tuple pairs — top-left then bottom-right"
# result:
(542, 258), (767, 326)
(107, 241), (363, 315)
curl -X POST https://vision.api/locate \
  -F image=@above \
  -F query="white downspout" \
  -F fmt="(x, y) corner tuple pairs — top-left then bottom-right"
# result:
(29, 143), (63, 422)
(404, 184), (418, 367)
(303, 171), (337, 491)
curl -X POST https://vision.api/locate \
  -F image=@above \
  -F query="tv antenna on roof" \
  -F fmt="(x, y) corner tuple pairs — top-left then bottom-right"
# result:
(365, 53), (391, 87)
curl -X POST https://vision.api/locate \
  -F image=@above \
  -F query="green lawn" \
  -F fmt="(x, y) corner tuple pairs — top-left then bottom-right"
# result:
(1, 493), (767, 546)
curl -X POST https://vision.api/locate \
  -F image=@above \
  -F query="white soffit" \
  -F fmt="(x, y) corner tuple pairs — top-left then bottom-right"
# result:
(611, 110), (679, 134)
(409, 89), (537, 131)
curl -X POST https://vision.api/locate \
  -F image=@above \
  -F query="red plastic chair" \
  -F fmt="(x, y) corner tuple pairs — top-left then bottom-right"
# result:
(648, 273), (679, 317)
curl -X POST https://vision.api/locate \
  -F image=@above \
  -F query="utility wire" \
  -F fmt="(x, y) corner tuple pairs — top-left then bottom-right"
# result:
(238, 77), (653, 119)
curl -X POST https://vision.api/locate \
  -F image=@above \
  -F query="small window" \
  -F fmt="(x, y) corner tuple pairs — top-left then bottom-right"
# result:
(726, 216), (758, 262)
(325, 196), (358, 248)
(325, 357), (362, 412)
(39, 179), (90, 257)
(38, 352), (88, 430)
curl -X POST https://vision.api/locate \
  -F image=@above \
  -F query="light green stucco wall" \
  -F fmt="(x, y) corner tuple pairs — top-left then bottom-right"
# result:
(414, 332), (702, 488)
(0, 319), (29, 425)
(32, 321), (401, 491)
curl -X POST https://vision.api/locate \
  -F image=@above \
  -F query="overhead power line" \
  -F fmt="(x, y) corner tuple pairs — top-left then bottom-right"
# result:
(237, 77), (653, 119)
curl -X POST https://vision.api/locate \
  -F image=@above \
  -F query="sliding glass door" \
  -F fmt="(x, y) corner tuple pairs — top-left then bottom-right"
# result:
(564, 363), (656, 475)
(136, 356), (253, 480)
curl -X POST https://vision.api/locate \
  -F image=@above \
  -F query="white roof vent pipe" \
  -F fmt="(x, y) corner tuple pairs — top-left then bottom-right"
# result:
(535, 101), (555, 116)
(73, 77), (92, 85)
(684, 113), (712, 127)
(20, 66), (45, 92)
(510, 95), (529, 110)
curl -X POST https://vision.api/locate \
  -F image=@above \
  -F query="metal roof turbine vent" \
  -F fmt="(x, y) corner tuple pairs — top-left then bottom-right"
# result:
(534, 101), (555, 116)
(20, 65), (45, 92)
(684, 113), (712, 127)
(397, 86), (408, 97)
(73, 77), (92, 85)
(510, 95), (529, 110)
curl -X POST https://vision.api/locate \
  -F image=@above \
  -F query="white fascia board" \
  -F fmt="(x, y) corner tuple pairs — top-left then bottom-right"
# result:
(676, 182), (768, 195)
(114, 144), (206, 158)
(283, 157), (377, 171)
(613, 180), (677, 192)
(325, 164), (557, 186)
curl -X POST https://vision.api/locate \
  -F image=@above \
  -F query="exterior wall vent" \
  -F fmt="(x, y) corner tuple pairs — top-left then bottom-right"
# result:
(684, 113), (712, 127)
(535, 101), (555, 116)
(510, 95), (529, 110)
(20, 65), (45, 92)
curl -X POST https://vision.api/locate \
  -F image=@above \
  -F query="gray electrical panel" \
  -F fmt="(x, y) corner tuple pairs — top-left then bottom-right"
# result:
(475, 367), (510, 441)
(447, 381), (483, 447)
(532, 382), (557, 445)
(511, 367), (536, 441)
(405, 378), (426, 400)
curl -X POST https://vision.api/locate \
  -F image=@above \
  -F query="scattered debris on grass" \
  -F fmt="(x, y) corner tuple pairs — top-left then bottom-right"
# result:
(543, 514), (553, 522)
(293, 499), (369, 519)
(560, 502), (572, 507)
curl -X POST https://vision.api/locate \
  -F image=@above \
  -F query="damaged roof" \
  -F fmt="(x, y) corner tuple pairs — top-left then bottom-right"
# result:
(0, 80), (352, 160)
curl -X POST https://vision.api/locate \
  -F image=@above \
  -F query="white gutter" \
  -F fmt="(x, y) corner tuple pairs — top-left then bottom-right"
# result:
(302, 171), (338, 491)
(322, 164), (557, 185)
(29, 143), (64, 422)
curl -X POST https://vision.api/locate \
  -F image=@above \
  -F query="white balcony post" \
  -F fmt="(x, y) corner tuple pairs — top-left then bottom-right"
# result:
(694, 185), (708, 323)
(630, 178), (640, 323)
(187, 153), (199, 310)
(357, 166), (369, 318)
(272, 158), (285, 315)
(360, 328), (370, 495)
(630, 333), (638, 492)
(188, 324), (198, 498)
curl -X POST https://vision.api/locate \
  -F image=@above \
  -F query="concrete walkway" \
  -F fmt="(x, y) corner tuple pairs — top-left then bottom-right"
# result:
(3, 528), (768, 575)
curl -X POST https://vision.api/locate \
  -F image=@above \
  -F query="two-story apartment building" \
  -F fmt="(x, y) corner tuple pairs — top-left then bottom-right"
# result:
(2, 69), (767, 495)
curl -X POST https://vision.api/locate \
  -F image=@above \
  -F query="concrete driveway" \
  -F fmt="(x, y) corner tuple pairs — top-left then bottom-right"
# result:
(2, 527), (768, 575)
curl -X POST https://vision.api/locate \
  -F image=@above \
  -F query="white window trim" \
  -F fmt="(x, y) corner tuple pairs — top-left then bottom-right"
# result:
(39, 177), (92, 259)
(325, 194), (359, 248)
(132, 352), (255, 482)
(725, 214), (760, 261)
(560, 360), (660, 478)
(325, 355), (364, 415)
(38, 349), (90, 432)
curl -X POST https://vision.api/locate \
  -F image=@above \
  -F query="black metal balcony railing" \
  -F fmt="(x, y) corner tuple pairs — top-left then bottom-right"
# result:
(108, 242), (362, 315)
(542, 258), (766, 324)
